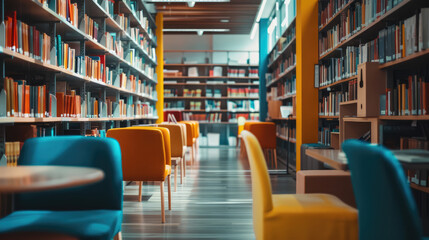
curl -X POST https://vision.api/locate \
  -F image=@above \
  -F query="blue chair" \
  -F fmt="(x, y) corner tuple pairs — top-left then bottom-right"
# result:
(342, 140), (426, 240)
(0, 136), (123, 240)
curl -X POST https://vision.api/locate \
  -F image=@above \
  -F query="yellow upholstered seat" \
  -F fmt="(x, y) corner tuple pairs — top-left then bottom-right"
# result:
(241, 130), (358, 240)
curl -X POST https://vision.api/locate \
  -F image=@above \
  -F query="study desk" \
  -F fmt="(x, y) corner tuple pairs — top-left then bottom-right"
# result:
(305, 149), (429, 170)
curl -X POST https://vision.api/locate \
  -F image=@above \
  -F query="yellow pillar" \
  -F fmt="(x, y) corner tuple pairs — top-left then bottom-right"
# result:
(155, 13), (164, 123)
(295, 0), (318, 171)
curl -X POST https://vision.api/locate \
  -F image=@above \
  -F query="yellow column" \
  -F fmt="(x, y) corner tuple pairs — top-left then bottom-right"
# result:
(295, 0), (318, 171)
(155, 13), (164, 123)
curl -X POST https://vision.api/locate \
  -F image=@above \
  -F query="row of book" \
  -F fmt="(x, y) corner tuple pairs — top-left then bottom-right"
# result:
(164, 89), (178, 97)
(400, 137), (429, 150)
(184, 89), (203, 97)
(228, 113), (259, 122)
(82, 14), (99, 41)
(227, 100), (259, 112)
(127, 0), (156, 41)
(105, 32), (124, 59)
(227, 68), (250, 77)
(227, 88), (259, 98)
(129, 28), (157, 61)
(3, 77), (51, 118)
(55, 0), (79, 28)
(182, 113), (223, 123)
(319, 0), (405, 56)
(277, 124), (296, 142)
(268, 26), (296, 66)
(316, 46), (359, 86)
(205, 100), (222, 111)
(318, 128), (339, 146)
(273, 76), (296, 100)
(381, 74), (429, 116)
(206, 89), (222, 98)
(319, 0), (352, 28)
(190, 101), (203, 110)
(319, 80), (357, 116)
(164, 101), (185, 110)
(5, 12), (51, 63)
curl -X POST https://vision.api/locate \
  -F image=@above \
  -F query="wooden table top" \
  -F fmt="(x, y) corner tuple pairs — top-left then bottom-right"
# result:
(0, 166), (104, 193)
(305, 149), (347, 170)
(306, 149), (429, 170)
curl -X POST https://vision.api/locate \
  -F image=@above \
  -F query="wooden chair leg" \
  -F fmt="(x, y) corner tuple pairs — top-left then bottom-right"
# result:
(190, 146), (195, 164)
(167, 174), (172, 211)
(180, 157), (184, 184)
(114, 232), (122, 240)
(174, 164), (178, 192)
(236, 137), (239, 148)
(182, 154), (186, 177)
(274, 149), (278, 169)
(160, 181), (165, 223)
(138, 181), (142, 202)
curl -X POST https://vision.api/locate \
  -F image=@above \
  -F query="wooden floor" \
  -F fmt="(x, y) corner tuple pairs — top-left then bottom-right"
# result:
(122, 147), (296, 239)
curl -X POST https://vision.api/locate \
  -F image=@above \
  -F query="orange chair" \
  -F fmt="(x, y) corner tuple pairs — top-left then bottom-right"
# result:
(244, 122), (278, 168)
(107, 127), (172, 223)
(180, 121), (196, 165)
(189, 121), (199, 159)
(157, 123), (185, 191)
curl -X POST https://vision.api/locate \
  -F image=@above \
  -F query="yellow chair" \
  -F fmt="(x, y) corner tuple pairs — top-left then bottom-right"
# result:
(107, 127), (172, 223)
(241, 130), (358, 240)
(189, 121), (199, 159)
(157, 123), (185, 191)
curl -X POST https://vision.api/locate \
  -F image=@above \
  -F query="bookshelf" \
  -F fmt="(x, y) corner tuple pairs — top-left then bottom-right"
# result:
(316, 1), (429, 228)
(163, 50), (259, 146)
(0, 0), (160, 164)
(264, 0), (319, 172)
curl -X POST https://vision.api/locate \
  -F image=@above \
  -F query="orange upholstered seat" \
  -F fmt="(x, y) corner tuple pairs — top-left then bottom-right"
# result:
(242, 122), (278, 168)
(107, 126), (172, 223)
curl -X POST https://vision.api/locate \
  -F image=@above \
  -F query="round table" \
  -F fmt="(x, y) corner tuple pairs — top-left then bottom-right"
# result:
(0, 166), (104, 193)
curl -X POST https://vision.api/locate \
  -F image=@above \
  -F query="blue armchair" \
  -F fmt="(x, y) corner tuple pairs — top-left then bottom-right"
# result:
(0, 136), (123, 240)
(342, 140), (426, 240)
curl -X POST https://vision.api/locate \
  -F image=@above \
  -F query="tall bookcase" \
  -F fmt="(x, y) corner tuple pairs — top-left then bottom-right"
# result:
(0, 0), (160, 165)
(163, 50), (259, 146)
(264, 0), (319, 173)
(317, 0), (429, 231)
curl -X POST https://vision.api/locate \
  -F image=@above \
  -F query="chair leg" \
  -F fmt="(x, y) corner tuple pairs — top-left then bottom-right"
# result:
(180, 157), (184, 184)
(138, 181), (142, 202)
(160, 181), (165, 223)
(114, 232), (122, 240)
(274, 149), (278, 169)
(182, 154), (186, 177)
(174, 164), (178, 192)
(167, 174), (172, 211)
(190, 146), (194, 164)
(236, 137), (239, 148)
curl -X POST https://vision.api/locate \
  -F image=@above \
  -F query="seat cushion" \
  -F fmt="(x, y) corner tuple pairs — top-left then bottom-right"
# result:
(0, 210), (122, 240)
(262, 194), (358, 240)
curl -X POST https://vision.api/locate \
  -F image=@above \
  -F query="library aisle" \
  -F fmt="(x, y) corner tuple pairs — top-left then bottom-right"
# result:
(121, 147), (295, 239)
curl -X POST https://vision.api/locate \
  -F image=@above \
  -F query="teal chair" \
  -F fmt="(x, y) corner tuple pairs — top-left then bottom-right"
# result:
(342, 140), (427, 240)
(0, 136), (123, 240)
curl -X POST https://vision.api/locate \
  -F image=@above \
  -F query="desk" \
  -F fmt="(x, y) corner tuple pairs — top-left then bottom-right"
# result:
(305, 149), (429, 170)
(0, 166), (104, 193)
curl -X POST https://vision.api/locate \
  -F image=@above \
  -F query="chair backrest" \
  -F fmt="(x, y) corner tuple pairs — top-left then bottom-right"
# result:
(15, 136), (123, 211)
(241, 131), (274, 240)
(180, 121), (194, 147)
(157, 124), (184, 158)
(107, 127), (170, 182)
(248, 122), (276, 149)
(342, 140), (422, 240)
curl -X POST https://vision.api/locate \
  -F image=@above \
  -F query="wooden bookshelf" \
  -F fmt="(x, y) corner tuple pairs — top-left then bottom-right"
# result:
(379, 48), (429, 69)
(318, 75), (357, 90)
(379, 115), (429, 121)
(319, 0), (414, 60)
(0, 0), (160, 148)
(410, 183), (429, 194)
(267, 37), (296, 69)
(319, 115), (340, 119)
(163, 51), (260, 125)
(318, 0), (356, 32)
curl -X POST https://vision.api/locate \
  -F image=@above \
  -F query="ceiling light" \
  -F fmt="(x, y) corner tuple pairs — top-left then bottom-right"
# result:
(163, 29), (230, 32)
(187, 1), (195, 7)
(250, 0), (268, 39)
(220, 19), (230, 23)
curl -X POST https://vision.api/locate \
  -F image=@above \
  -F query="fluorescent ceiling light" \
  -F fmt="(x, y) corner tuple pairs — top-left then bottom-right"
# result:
(220, 19), (230, 23)
(163, 29), (230, 32)
(250, 0), (268, 39)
